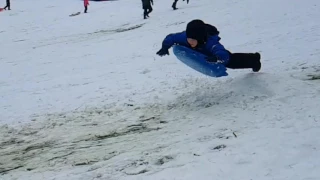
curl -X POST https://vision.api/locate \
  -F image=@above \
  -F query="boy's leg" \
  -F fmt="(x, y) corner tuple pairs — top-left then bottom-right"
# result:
(84, 6), (87, 13)
(226, 52), (261, 72)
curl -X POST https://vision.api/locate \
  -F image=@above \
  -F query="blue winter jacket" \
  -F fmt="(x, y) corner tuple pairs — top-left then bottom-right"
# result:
(162, 31), (230, 65)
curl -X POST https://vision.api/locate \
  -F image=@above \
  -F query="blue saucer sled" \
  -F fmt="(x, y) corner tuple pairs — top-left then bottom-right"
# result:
(172, 45), (228, 77)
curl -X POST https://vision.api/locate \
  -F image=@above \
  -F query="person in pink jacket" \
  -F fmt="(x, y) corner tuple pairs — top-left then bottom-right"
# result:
(84, 0), (89, 13)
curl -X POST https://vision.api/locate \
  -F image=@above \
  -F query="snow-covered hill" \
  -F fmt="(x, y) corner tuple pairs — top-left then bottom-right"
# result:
(1, 0), (320, 179)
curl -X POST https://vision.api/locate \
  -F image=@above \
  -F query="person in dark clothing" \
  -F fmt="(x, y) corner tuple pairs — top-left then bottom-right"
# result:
(156, 19), (261, 72)
(142, 0), (153, 19)
(172, 0), (189, 10)
(3, 0), (10, 10)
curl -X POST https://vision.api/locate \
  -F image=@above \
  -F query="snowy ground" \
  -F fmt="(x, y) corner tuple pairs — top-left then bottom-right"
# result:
(1, 0), (320, 179)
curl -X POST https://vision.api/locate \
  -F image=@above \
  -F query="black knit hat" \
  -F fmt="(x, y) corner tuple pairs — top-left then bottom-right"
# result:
(186, 19), (206, 42)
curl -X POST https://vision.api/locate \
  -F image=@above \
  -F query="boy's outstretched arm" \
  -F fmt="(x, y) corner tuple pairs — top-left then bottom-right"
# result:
(157, 32), (188, 56)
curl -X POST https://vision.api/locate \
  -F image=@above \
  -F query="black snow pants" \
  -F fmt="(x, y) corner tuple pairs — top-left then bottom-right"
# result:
(143, 6), (153, 18)
(172, 0), (178, 10)
(172, 0), (188, 10)
(226, 52), (261, 72)
(4, 0), (10, 10)
(142, 0), (153, 19)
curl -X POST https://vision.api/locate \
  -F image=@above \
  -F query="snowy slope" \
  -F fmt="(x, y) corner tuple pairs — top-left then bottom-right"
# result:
(1, 0), (320, 179)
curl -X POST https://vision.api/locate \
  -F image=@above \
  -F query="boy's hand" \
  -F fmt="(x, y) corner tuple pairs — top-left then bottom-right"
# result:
(156, 48), (169, 56)
(205, 56), (217, 62)
(205, 56), (225, 64)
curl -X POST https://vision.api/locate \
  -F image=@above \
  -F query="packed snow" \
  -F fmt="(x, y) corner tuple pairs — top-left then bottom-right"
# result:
(1, 0), (320, 179)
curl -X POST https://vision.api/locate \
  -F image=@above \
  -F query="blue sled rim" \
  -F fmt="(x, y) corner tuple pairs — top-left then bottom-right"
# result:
(172, 45), (228, 77)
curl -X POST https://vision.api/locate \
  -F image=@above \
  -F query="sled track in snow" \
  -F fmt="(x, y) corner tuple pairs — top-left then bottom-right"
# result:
(1, 73), (319, 178)
(32, 23), (145, 49)
(0, 75), (271, 174)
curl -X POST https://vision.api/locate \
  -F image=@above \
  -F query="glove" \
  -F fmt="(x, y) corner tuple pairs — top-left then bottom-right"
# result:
(156, 47), (169, 56)
(205, 56), (225, 64)
(205, 56), (217, 63)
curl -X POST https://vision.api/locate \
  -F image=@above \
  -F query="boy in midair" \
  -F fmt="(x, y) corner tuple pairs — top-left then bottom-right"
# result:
(142, 0), (153, 19)
(156, 19), (261, 72)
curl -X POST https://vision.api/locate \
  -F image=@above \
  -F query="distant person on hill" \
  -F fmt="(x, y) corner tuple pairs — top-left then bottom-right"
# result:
(3, 0), (10, 10)
(84, 0), (89, 13)
(142, 0), (153, 19)
(156, 19), (261, 72)
(172, 0), (189, 10)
